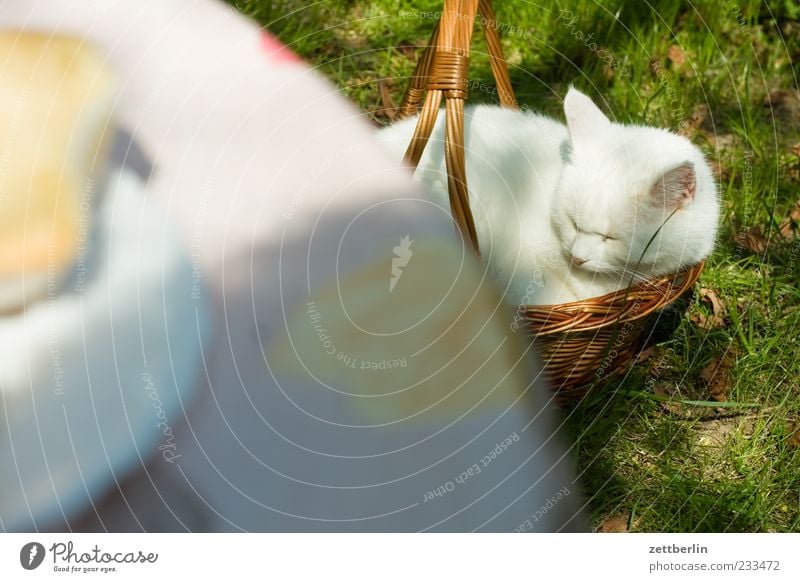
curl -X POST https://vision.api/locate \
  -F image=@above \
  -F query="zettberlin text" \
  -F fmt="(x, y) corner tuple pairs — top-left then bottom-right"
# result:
(649, 544), (708, 554)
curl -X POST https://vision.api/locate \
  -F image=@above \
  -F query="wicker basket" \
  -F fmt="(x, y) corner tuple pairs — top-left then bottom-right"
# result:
(396, 0), (704, 399)
(522, 262), (703, 401)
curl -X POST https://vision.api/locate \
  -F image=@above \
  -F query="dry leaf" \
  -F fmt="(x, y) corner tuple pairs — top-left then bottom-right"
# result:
(779, 218), (796, 240)
(598, 512), (629, 533)
(667, 44), (686, 67)
(778, 201), (800, 240)
(690, 287), (727, 330)
(699, 355), (732, 402)
(633, 345), (658, 365)
(789, 420), (800, 448)
(734, 226), (769, 254)
(698, 287), (725, 316)
(791, 143), (800, 158)
(787, 201), (800, 222)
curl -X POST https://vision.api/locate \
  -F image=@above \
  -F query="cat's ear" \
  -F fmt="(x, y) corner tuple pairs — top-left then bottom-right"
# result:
(564, 88), (611, 142)
(649, 161), (696, 208)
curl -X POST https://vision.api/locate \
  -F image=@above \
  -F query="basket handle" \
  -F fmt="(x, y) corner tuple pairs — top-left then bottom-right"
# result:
(478, 0), (517, 108)
(398, 0), (518, 254)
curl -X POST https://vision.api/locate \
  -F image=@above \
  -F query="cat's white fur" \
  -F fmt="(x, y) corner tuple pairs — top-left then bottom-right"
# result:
(378, 88), (719, 305)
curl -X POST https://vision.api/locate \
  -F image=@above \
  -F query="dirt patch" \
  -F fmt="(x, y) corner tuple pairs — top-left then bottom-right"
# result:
(764, 89), (800, 137)
(693, 417), (739, 448)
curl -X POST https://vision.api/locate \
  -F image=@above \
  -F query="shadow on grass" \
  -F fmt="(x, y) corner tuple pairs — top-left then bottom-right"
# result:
(562, 367), (795, 532)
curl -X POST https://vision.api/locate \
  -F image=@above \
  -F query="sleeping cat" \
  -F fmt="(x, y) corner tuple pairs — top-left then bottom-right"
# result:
(378, 88), (719, 305)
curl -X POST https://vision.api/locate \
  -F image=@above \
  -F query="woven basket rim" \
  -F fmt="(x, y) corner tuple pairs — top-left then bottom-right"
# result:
(521, 261), (705, 334)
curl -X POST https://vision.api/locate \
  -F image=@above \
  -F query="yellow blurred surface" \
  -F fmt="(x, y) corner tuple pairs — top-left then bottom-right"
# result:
(0, 33), (116, 277)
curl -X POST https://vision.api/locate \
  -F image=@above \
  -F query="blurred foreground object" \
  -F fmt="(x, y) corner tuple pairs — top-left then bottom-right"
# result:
(0, 0), (585, 532)
(0, 32), (209, 530)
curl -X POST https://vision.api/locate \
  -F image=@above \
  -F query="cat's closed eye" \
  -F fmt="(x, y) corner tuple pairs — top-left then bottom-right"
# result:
(571, 216), (616, 241)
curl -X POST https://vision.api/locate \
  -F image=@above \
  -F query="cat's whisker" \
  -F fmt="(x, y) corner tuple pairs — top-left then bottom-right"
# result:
(607, 266), (652, 285)
(616, 265), (651, 278)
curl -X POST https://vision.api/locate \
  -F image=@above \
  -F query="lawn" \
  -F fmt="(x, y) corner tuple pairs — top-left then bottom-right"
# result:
(230, 0), (800, 532)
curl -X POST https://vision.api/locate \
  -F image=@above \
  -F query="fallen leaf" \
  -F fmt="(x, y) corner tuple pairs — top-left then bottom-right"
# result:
(779, 218), (796, 240)
(699, 287), (725, 316)
(633, 345), (658, 365)
(778, 201), (800, 240)
(690, 287), (727, 330)
(787, 201), (800, 222)
(598, 512), (629, 533)
(789, 419), (800, 448)
(734, 226), (769, 254)
(667, 44), (686, 67)
(699, 355), (733, 402)
(690, 312), (713, 330)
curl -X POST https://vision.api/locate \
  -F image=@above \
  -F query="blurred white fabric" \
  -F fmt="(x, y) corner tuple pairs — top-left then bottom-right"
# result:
(0, 165), (208, 529)
(0, 0), (586, 532)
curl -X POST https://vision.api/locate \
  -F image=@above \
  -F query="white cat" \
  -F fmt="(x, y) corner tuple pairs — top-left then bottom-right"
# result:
(378, 88), (719, 305)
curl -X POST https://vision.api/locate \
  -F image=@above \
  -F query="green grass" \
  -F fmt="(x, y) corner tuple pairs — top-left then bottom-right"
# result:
(231, 0), (800, 532)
